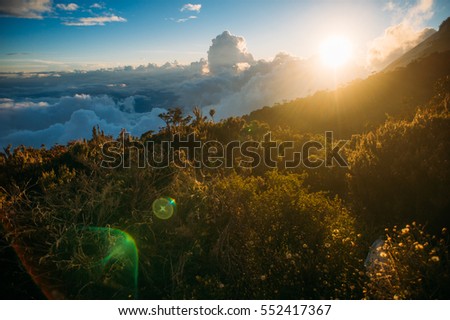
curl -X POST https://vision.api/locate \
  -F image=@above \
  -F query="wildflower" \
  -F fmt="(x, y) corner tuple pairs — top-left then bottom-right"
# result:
(415, 244), (424, 250)
(324, 243), (331, 248)
(430, 256), (440, 263)
(302, 244), (308, 249)
(401, 227), (409, 234)
(260, 275), (267, 281)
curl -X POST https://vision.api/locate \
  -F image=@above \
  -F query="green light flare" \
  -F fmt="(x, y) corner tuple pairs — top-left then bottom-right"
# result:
(152, 197), (176, 220)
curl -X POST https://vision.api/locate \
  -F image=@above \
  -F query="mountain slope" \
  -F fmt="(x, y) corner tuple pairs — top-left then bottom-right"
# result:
(246, 17), (450, 137)
(385, 17), (450, 72)
(246, 50), (450, 137)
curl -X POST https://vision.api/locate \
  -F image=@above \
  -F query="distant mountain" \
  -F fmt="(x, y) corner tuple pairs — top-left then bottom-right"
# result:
(246, 18), (450, 138)
(384, 17), (450, 72)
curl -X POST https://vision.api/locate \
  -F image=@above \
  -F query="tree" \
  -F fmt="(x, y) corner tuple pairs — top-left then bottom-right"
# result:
(209, 108), (216, 122)
(158, 107), (192, 135)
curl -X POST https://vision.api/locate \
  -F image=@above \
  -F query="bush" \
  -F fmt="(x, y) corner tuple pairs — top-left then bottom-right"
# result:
(363, 223), (450, 299)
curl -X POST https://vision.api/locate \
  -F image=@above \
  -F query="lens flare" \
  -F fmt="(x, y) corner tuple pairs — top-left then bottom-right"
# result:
(152, 197), (176, 220)
(72, 227), (139, 299)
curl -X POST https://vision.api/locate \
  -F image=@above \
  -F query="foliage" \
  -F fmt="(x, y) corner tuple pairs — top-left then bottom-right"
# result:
(364, 223), (449, 299)
(1, 79), (449, 299)
(247, 52), (450, 137)
(347, 107), (450, 229)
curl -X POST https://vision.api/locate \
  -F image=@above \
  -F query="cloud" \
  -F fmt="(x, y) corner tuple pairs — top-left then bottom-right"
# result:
(180, 3), (201, 12)
(56, 3), (79, 11)
(63, 14), (127, 26)
(207, 31), (255, 74)
(383, 1), (396, 12)
(0, 94), (166, 148)
(6, 52), (30, 56)
(90, 3), (103, 9)
(176, 15), (197, 23)
(0, 0), (52, 19)
(0, 31), (367, 149)
(405, 0), (434, 23)
(367, 0), (435, 70)
(367, 24), (435, 70)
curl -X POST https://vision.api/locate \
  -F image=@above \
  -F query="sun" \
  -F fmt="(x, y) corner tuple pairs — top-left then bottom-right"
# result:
(320, 36), (353, 68)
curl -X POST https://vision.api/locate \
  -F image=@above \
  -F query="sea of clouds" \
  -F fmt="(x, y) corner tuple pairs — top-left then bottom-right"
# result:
(0, 0), (436, 149)
(0, 31), (365, 148)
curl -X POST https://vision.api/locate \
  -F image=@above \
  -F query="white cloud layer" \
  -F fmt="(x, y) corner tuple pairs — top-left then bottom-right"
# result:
(0, 0), (52, 19)
(0, 94), (166, 147)
(367, 0), (435, 70)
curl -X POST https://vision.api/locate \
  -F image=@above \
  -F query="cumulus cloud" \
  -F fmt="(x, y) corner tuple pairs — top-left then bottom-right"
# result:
(180, 3), (201, 12)
(367, 0), (436, 70)
(63, 14), (127, 26)
(207, 31), (255, 74)
(0, 0), (52, 19)
(56, 3), (79, 11)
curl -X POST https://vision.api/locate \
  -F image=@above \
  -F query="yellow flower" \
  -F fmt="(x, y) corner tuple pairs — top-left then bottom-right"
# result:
(415, 244), (424, 250)
(430, 256), (440, 263)
(401, 227), (409, 234)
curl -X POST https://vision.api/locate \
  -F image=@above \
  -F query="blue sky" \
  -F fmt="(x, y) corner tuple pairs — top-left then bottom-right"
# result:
(0, 0), (449, 71)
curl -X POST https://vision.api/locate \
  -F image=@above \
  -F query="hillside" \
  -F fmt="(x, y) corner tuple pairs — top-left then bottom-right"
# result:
(385, 17), (450, 72)
(246, 50), (450, 137)
(1, 16), (450, 301)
